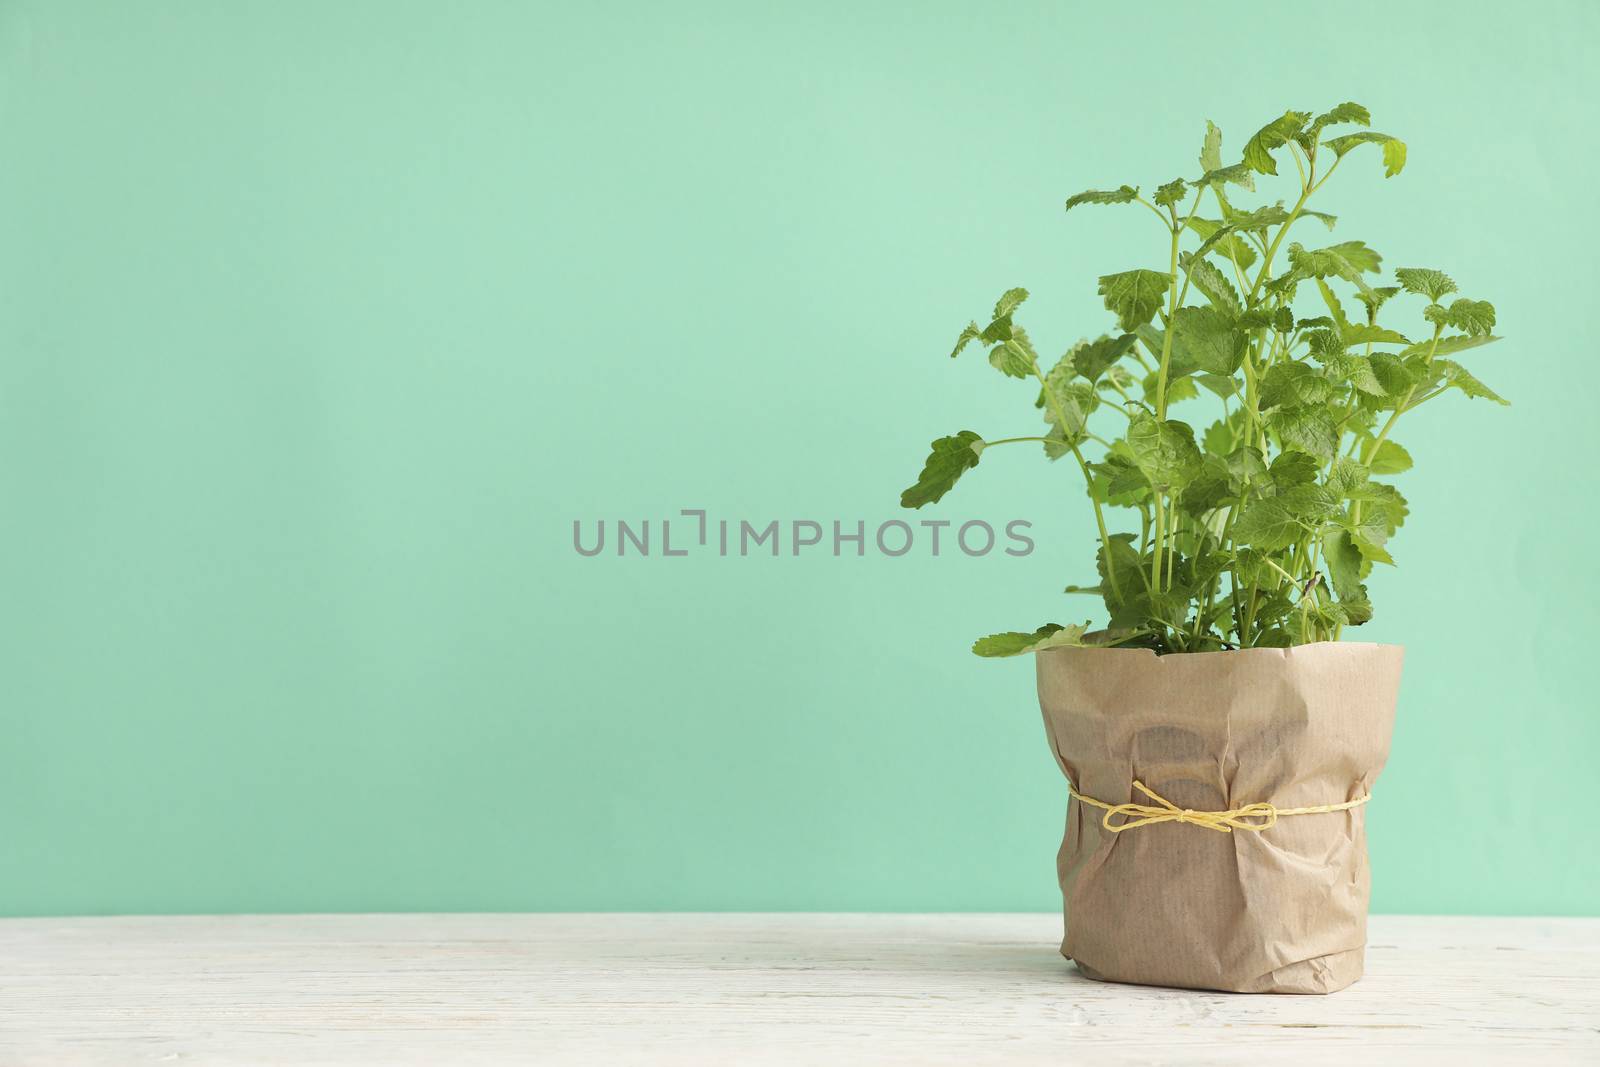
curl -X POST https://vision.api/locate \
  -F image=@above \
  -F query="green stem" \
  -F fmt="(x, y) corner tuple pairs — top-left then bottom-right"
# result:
(1031, 363), (1122, 602)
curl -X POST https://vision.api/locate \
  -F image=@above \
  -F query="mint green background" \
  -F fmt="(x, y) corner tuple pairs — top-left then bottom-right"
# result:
(2, 1), (1596, 917)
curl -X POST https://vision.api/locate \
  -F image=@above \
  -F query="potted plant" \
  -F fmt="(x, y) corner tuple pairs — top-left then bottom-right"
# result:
(900, 105), (1503, 994)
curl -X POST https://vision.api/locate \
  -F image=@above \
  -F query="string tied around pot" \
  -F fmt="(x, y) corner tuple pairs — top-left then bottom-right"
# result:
(1069, 779), (1370, 835)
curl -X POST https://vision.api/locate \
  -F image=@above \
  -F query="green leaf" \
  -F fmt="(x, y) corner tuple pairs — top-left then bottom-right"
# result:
(993, 287), (1030, 319)
(1179, 455), (1235, 515)
(1186, 219), (1258, 269)
(950, 322), (982, 359)
(1305, 102), (1371, 145)
(1351, 533), (1394, 567)
(1279, 484), (1343, 521)
(1316, 278), (1350, 329)
(1260, 362), (1334, 409)
(1323, 131), (1406, 177)
(1199, 120), (1223, 173)
(1126, 412), (1203, 491)
(1424, 298), (1496, 337)
(1428, 359), (1509, 405)
(989, 341), (1033, 379)
(1243, 110), (1311, 175)
(1066, 186), (1139, 212)
(1321, 527), (1365, 600)
(1395, 267), (1458, 303)
(1369, 352), (1420, 399)
(1338, 588), (1375, 625)
(1341, 323), (1411, 347)
(1369, 440), (1413, 474)
(1326, 457), (1370, 498)
(900, 431), (983, 509)
(979, 316), (1013, 343)
(1154, 178), (1188, 208)
(1266, 404), (1339, 460)
(1169, 305), (1245, 376)
(1232, 497), (1302, 551)
(972, 622), (1089, 657)
(1038, 378), (1098, 452)
(1399, 333), (1501, 360)
(1098, 270), (1173, 332)
(1267, 450), (1320, 492)
(1322, 352), (1385, 396)
(1225, 204), (1292, 232)
(1288, 240), (1384, 278)
(1069, 332), (1138, 384)
(1357, 285), (1400, 318)
(1180, 253), (1242, 314)
(1143, 371), (1199, 408)
(1198, 163), (1256, 191)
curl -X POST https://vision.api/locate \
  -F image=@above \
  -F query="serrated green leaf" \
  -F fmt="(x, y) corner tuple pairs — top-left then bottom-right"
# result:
(1198, 163), (1256, 191)
(1244, 110), (1311, 175)
(1428, 359), (1509, 405)
(1098, 269), (1173, 332)
(1068, 332), (1138, 384)
(1065, 186), (1139, 212)
(1341, 322), (1411, 347)
(1357, 285), (1400, 318)
(993, 287), (1029, 319)
(1267, 452), (1321, 494)
(1289, 240), (1383, 279)
(1321, 527), (1365, 600)
(972, 622), (1089, 657)
(989, 341), (1033, 379)
(1180, 253), (1242, 314)
(1424, 298), (1496, 337)
(900, 431), (983, 509)
(1323, 131), (1406, 177)
(1351, 531), (1395, 565)
(1399, 333), (1502, 359)
(950, 322), (982, 359)
(1322, 352), (1385, 396)
(1369, 440), (1413, 474)
(1155, 178), (1188, 208)
(1232, 497), (1302, 550)
(1225, 204), (1292, 232)
(1260, 362), (1334, 409)
(1266, 404), (1339, 459)
(1127, 412), (1203, 491)
(1186, 219), (1258, 270)
(1395, 267), (1457, 303)
(1199, 120), (1223, 173)
(979, 316), (1013, 344)
(1369, 352), (1420, 399)
(1326, 457), (1370, 498)
(1307, 102), (1371, 142)
(1169, 305), (1245, 376)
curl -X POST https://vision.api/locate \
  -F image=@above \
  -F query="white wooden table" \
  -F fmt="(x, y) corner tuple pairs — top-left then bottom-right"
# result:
(1, 914), (1595, 1065)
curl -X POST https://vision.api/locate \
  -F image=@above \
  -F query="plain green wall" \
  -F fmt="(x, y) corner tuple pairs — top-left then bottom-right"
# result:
(2, 0), (1596, 917)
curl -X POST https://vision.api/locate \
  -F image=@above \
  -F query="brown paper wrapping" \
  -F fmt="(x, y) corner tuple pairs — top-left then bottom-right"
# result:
(1035, 641), (1403, 994)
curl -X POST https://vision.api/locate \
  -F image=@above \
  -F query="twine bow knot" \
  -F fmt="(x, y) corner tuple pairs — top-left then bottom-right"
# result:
(1069, 779), (1370, 835)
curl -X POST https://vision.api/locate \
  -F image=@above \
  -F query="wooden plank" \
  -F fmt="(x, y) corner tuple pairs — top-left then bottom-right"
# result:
(0, 914), (1595, 1065)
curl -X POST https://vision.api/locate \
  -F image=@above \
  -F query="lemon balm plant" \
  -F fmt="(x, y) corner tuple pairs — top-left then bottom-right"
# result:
(902, 104), (1504, 655)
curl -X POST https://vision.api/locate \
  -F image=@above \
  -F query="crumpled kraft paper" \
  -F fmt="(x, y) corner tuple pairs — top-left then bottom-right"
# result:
(1035, 641), (1404, 994)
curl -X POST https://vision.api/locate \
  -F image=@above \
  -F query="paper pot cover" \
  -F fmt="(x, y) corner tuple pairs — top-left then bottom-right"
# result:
(1035, 641), (1404, 994)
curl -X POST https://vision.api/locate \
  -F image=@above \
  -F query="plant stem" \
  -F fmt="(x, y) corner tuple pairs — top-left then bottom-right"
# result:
(1030, 363), (1122, 601)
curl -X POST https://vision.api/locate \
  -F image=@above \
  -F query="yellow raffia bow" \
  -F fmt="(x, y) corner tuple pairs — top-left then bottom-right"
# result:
(1070, 779), (1371, 835)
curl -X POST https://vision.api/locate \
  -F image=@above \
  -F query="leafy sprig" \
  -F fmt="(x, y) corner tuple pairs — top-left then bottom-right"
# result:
(901, 105), (1506, 655)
